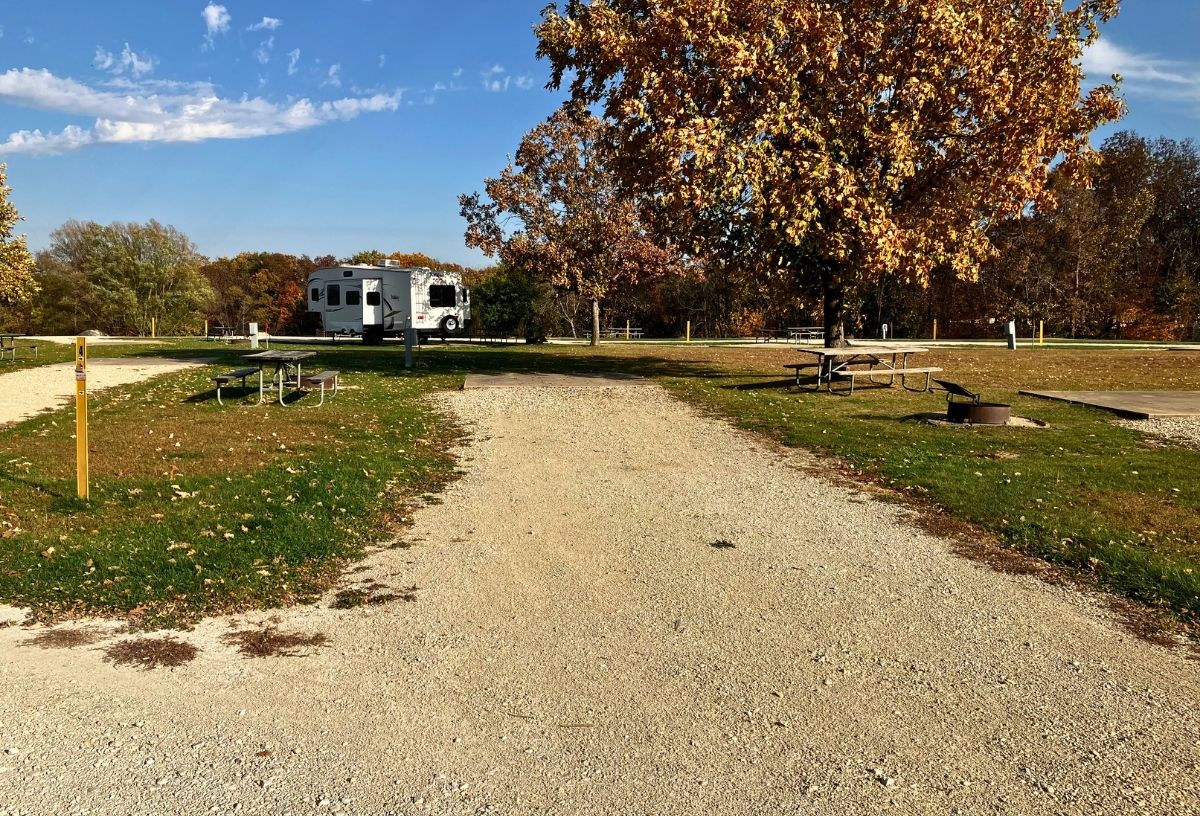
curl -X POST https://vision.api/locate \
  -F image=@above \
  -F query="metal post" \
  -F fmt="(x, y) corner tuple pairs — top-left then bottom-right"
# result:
(1039, 320), (1044, 345)
(151, 317), (157, 338)
(625, 319), (630, 340)
(686, 321), (691, 343)
(74, 338), (89, 500)
(932, 319), (938, 341)
(404, 320), (414, 369)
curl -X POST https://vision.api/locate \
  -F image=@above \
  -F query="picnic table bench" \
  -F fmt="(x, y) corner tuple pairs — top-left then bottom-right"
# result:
(787, 345), (941, 395)
(299, 370), (340, 406)
(0, 334), (38, 361)
(212, 367), (260, 405)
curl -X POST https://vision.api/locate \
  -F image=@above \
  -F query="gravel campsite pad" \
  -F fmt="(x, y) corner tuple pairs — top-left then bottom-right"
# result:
(1, 384), (1197, 814)
(0, 357), (204, 427)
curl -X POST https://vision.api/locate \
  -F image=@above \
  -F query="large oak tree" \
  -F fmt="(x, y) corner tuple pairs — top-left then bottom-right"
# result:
(537, 0), (1124, 345)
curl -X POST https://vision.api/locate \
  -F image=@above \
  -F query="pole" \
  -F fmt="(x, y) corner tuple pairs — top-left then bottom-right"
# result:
(932, 319), (938, 341)
(74, 337), (89, 500)
(625, 319), (630, 340)
(204, 319), (208, 338)
(151, 317), (157, 338)
(404, 319), (414, 369)
(686, 320), (691, 343)
(1039, 320), (1044, 345)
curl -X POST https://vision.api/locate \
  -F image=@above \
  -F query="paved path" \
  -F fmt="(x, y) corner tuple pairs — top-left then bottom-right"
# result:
(0, 384), (1197, 815)
(1021, 389), (1200, 418)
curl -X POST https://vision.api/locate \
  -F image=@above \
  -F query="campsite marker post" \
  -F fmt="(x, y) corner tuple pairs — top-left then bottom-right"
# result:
(932, 319), (938, 341)
(74, 337), (89, 500)
(1039, 320), (1044, 345)
(686, 321), (691, 343)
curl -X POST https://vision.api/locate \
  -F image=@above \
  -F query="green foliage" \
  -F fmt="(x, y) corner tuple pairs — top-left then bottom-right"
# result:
(0, 163), (37, 312)
(30, 220), (213, 336)
(472, 265), (540, 336)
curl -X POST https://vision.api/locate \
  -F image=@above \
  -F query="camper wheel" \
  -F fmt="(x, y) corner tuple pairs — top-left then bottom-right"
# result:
(439, 315), (460, 337)
(363, 326), (385, 345)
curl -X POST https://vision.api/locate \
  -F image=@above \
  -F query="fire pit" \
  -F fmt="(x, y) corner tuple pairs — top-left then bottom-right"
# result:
(935, 380), (1012, 426)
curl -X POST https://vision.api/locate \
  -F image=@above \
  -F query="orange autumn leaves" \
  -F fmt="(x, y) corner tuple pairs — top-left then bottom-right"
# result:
(536, 0), (1125, 285)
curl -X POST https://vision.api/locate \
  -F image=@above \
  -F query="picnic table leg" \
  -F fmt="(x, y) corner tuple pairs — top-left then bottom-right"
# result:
(255, 367), (265, 406)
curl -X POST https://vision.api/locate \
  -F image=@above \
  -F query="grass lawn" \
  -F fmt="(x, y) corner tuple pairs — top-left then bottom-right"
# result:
(421, 342), (1200, 630)
(2, 338), (1197, 632)
(0, 341), (458, 627)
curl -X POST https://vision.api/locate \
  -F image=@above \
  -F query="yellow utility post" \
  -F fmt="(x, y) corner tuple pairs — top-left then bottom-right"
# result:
(74, 337), (89, 500)
(151, 317), (157, 338)
(1039, 320), (1045, 345)
(686, 321), (691, 343)
(932, 319), (938, 341)
(204, 319), (208, 338)
(625, 319), (631, 340)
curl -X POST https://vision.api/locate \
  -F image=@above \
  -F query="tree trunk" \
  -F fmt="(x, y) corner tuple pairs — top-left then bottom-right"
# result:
(822, 266), (849, 348)
(590, 298), (600, 347)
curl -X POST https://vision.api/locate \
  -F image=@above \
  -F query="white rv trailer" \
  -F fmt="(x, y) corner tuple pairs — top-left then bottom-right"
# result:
(307, 261), (470, 344)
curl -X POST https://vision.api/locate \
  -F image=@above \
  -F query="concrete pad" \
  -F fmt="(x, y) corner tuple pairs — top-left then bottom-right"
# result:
(1019, 390), (1200, 419)
(462, 372), (652, 389)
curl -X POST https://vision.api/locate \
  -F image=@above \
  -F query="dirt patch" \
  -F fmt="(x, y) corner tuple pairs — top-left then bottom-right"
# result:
(221, 626), (330, 658)
(102, 636), (199, 670)
(21, 627), (107, 650)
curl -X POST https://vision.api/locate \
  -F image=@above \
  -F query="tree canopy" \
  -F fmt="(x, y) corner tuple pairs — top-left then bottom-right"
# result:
(36, 220), (212, 336)
(0, 164), (37, 310)
(460, 108), (687, 344)
(537, 0), (1124, 344)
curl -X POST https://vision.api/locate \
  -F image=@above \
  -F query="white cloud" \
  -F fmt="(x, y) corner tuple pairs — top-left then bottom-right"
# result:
(481, 64), (536, 93)
(247, 16), (282, 32)
(287, 48), (301, 76)
(323, 63), (342, 89)
(0, 67), (404, 156)
(95, 44), (155, 78)
(452, 68), (462, 78)
(254, 36), (275, 65)
(378, 54), (386, 68)
(202, 4), (231, 48)
(1082, 38), (1200, 113)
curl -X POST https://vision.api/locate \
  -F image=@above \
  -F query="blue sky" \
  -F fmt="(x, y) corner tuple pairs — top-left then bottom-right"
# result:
(1, 2), (1198, 268)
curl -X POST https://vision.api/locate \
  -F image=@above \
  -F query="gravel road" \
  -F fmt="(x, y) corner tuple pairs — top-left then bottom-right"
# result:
(1, 383), (1197, 815)
(0, 358), (202, 427)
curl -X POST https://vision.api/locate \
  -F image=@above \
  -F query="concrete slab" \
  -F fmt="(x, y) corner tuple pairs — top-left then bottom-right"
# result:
(1018, 390), (1200, 419)
(462, 372), (652, 389)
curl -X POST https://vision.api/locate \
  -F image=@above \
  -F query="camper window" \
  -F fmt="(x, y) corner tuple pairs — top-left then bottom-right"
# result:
(460, 288), (470, 304)
(429, 284), (455, 308)
(366, 291), (381, 306)
(327, 284), (341, 306)
(311, 287), (321, 301)
(346, 289), (361, 306)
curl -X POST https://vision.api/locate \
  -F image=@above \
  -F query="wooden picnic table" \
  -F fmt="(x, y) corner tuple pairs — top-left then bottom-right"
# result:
(244, 350), (316, 406)
(0, 334), (37, 361)
(785, 345), (941, 395)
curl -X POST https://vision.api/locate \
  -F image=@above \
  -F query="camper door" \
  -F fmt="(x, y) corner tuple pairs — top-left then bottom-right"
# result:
(363, 278), (383, 326)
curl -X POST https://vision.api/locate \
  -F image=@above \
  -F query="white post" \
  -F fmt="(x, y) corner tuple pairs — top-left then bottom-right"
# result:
(1006, 320), (1018, 350)
(881, 322), (889, 341)
(249, 322), (260, 350)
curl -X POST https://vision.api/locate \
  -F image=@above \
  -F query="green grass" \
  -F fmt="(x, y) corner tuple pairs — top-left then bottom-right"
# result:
(0, 341), (459, 627)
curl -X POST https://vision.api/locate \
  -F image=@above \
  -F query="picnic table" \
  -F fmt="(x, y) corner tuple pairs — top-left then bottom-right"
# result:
(0, 334), (38, 361)
(243, 350), (316, 406)
(784, 344), (941, 395)
(787, 326), (824, 343)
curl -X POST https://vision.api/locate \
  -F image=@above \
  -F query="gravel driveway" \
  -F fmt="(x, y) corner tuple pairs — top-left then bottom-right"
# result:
(1, 383), (1197, 815)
